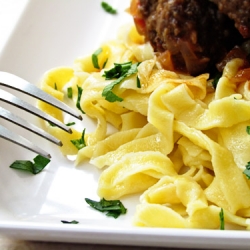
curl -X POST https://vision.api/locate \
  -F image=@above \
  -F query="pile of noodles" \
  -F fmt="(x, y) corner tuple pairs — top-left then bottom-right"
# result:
(38, 24), (250, 230)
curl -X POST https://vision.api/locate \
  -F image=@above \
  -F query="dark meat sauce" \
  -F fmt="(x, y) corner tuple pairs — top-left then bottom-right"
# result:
(134, 0), (248, 76)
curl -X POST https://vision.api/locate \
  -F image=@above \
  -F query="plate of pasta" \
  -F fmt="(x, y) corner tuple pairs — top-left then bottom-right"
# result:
(1, 0), (250, 249)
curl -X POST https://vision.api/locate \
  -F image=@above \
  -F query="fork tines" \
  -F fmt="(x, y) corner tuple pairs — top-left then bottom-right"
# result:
(0, 71), (82, 158)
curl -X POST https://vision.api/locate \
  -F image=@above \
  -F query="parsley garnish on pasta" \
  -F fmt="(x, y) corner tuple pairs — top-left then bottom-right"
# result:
(92, 48), (103, 69)
(102, 62), (140, 102)
(219, 209), (225, 230)
(243, 162), (250, 179)
(136, 75), (141, 88)
(102, 62), (132, 79)
(76, 85), (85, 114)
(71, 129), (86, 150)
(67, 87), (73, 99)
(211, 72), (222, 89)
(246, 126), (250, 135)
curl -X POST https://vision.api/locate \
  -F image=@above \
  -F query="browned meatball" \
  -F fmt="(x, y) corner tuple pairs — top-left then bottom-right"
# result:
(133, 0), (244, 75)
(211, 0), (250, 38)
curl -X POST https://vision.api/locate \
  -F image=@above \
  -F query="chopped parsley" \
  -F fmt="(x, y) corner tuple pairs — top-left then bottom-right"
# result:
(219, 208), (225, 230)
(66, 122), (75, 126)
(85, 197), (127, 219)
(92, 48), (103, 69)
(102, 62), (133, 79)
(71, 128), (86, 150)
(67, 87), (73, 99)
(48, 121), (56, 127)
(103, 58), (108, 69)
(61, 220), (79, 224)
(211, 72), (222, 89)
(101, 2), (117, 14)
(246, 126), (250, 135)
(243, 162), (250, 179)
(76, 85), (85, 114)
(9, 155), (50, 175)
(102, 62), (140, 102)
(136, 75), (141, 88)
(102, 79), (123, 102)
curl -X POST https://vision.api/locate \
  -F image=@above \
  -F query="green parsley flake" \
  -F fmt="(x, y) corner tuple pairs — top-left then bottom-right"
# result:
(102, 62), (140, 102)
(85, 197), (127, 219)
(71, 128), (86, 150)
(101, 2), (117, 14)
(102, 78), (123, 102)
(246, 126), (250, 135)
(136, 75), (141, 88)
(211, 72), (222, 89)
(67, 87), (73, 99)
(243, 162), (250, 179)
(103, 62), (132, 79)
(48, 121), (56, 127)
(66, 122), (75, 126)
(9, 155), (50, 175)
(92, 48), (103, 69)
(76, 85), (85, 114)
(219, 208), (225, 230)
(102, 58), (108, 69)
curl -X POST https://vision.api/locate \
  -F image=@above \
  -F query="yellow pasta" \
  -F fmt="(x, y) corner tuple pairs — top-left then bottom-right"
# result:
(97, 151), (176, 199)
(38, 24), (250, 230)
(90, 132), (170, 169)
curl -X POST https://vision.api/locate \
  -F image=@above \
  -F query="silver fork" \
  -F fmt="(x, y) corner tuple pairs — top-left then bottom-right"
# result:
(0, 71), (82, 158)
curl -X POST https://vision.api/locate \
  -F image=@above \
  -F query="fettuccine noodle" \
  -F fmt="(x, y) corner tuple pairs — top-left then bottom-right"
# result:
(38, 24), (250, 230)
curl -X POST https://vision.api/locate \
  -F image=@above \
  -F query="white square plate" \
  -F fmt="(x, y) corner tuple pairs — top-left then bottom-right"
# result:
(0, 1), (250, 249)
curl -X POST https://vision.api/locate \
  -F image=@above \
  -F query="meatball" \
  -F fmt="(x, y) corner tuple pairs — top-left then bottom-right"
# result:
(131, 0), (244, 75)
(211, 0), (250, 38)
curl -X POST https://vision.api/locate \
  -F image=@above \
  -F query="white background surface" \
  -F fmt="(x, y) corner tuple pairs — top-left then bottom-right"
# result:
(0, 1), (248, 250)
(0, 0), (28, 52)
